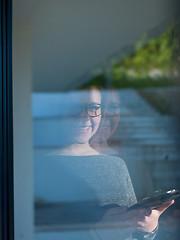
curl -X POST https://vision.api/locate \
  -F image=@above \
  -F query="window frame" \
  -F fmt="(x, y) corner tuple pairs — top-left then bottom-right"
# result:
(0, 0), (14, 240)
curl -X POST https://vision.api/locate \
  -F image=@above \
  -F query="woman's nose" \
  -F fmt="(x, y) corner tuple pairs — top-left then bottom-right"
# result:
(79, 108), (89, 118)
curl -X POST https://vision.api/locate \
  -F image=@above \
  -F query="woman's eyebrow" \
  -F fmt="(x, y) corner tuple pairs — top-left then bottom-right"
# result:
(88, 102), (101, 105)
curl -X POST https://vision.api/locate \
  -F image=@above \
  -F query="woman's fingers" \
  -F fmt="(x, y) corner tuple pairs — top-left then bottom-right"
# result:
(98, 201), (174, 232)
(154, 200), (174, 214)
(144, 208), (152, 216)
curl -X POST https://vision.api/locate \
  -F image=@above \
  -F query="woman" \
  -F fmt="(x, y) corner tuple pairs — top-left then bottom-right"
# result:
(90, 89), (121, 155)
(35, 88), (174, 240)
(90, 89), (155, 200)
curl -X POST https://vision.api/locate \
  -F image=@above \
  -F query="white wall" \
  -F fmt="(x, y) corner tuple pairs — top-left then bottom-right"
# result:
(13, 20), (34, 240)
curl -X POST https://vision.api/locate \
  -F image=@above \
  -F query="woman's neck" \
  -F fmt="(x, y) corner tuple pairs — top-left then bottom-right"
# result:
(55, 142), (100, 156)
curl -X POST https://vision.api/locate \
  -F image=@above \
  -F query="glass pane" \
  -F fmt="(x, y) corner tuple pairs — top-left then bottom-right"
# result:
(13, 1), (180, 240)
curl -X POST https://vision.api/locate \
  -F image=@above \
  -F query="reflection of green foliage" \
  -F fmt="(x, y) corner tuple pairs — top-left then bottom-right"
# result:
(115, 23), (179, 74)
(135, 34), (148, 52)
(80, 22), (180, 89)
(112, 22), (180, 88)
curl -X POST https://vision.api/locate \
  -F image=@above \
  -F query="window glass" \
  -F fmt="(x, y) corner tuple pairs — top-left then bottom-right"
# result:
(13, 1), (180, 240)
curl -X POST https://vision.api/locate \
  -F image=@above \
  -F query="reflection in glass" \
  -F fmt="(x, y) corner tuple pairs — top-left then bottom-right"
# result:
(13, 1), (180, 239)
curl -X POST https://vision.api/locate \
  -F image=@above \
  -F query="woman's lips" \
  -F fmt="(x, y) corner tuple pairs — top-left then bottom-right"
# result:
(74, 126), (92, 134)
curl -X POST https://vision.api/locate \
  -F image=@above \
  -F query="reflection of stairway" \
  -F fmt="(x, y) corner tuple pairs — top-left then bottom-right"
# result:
(110, 89), (180, 198)
(118, 89), (159, 117)
(111, 116), (180, 196)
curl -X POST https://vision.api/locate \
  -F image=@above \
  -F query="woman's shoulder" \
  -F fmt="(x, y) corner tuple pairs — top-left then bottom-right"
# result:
(96, 154), (126, 165)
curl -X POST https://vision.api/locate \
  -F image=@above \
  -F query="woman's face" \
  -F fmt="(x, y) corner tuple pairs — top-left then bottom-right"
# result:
(90, 90), (120, 143)
(60, 90), (101, 145)
(101, 93), (120, 139)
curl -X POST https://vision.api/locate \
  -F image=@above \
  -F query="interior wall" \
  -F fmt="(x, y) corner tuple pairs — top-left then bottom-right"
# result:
(13, 20), (34, 240)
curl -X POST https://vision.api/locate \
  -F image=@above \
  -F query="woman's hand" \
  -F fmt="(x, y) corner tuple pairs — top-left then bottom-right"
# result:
(134, 200), (174, 232)
(94, 200), (174, 233)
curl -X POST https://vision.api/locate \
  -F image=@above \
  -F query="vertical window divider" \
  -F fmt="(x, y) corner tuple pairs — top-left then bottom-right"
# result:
(0, 0), (14, 239)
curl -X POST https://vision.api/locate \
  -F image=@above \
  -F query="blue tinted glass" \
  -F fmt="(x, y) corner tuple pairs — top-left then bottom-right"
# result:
(13, 1), (180, 240)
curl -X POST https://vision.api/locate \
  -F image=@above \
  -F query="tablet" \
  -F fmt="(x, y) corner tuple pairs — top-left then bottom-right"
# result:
(128, 189), (180, 210)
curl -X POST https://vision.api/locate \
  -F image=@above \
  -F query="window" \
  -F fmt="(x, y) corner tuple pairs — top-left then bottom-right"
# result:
(10, 1), (180, 240)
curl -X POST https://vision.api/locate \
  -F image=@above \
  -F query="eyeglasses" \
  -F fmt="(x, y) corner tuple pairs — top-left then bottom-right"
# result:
(65, 103), (102, 118)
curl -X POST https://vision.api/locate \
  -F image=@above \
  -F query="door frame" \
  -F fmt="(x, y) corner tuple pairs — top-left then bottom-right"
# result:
(0, 0), (14, 239)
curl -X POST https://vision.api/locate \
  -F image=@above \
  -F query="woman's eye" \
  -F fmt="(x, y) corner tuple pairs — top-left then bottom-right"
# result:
(89, 106), (100, 111)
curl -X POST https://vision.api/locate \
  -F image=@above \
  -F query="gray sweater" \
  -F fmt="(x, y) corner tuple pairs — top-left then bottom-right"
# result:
(35, 154), (157, 239)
